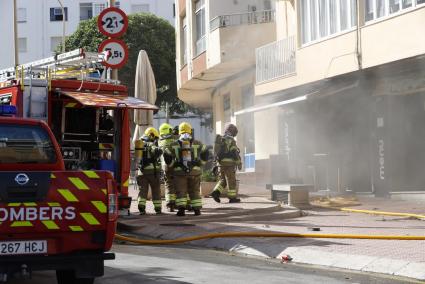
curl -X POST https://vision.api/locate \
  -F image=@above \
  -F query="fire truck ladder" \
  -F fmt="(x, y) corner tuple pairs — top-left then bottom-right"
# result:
(0, 49), (112, 119)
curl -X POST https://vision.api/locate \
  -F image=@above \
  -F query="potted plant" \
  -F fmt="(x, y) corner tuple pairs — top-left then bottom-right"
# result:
(200, 170), (218, 197)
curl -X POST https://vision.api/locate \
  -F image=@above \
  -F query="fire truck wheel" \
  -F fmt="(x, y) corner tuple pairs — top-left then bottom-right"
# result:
(56, 270), (95, 284)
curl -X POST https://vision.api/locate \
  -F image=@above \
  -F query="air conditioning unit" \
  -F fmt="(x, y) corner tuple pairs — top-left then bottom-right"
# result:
(53, 8), (63, 16)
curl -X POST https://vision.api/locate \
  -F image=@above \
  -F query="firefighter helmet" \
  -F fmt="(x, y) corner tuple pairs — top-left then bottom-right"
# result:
(144, 127), (159, 139)
(224, 123), (238, 137)
(179, 122), (192, 135)
(159, 123), (173, 137)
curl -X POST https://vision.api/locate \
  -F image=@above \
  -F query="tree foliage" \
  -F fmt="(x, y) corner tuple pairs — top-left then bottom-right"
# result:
(64, 13), (188, 114)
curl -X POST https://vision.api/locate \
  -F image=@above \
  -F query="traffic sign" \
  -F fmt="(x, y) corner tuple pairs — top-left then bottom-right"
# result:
(98, 39), (129, 69)
(97, 7), (128, 38)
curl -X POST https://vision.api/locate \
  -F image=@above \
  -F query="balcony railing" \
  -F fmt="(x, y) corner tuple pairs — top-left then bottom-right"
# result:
(256, 36), (296, 84)
(210, 10), (275, 32)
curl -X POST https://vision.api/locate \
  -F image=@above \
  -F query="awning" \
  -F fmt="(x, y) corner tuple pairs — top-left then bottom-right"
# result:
(61, 92), (158, 110)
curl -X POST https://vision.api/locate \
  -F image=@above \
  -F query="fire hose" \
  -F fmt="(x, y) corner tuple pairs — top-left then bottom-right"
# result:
(114, 208), (425, 245)
(114, 232), (425, 245)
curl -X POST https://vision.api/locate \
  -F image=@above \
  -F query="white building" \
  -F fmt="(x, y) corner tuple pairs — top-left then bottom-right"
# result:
(0, 0), (175, 69)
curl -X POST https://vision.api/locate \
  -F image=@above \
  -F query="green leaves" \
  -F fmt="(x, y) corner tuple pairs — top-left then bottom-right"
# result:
(63, 13), (186, 114)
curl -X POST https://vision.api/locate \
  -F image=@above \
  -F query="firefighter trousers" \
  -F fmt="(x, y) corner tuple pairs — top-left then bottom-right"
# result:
(137, 174), (162, 212)
(174, 175), (202, 210)
(213, 166), (238, 199)
(164, 170), (176, 205)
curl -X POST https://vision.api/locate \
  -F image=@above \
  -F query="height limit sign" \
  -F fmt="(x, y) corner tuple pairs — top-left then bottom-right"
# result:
(98, 7), (128, 38)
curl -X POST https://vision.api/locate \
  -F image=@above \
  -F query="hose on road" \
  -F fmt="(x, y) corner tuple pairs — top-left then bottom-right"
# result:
(114, 232), (425, 245)
(339, 208), (425, 219)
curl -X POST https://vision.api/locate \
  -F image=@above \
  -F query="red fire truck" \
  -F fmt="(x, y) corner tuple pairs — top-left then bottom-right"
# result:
(0, 49), (158, 213)
(0, 105), (118, 283)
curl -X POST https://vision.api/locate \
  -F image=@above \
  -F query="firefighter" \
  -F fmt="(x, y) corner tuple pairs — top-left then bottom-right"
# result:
(136, 127), (163, 215)
(211, 123), (242, 203)
(158, 123), (176, 212)
(163, 122), (209, 216)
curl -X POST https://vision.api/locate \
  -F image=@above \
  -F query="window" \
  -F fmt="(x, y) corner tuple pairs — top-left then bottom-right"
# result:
(300, 0), (356, 45)
(0, 125), (57, 164)
(51, 37), (62, 52)
(17, 8), (26, 23)
(132, 4), (150, 13)
(93, 3), (106, 16)
(181, 16), (188, 65)
(18, 38), (27, 53)
(115, 1), (120, 8)
(365, 0), (424, 21)
(80, 2), (93, 20)
(195, 0), (206, 56)
(50, 7), (68, 21)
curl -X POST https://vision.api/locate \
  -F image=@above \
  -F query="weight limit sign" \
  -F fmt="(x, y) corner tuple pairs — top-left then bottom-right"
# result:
(98, 39), (129, 69)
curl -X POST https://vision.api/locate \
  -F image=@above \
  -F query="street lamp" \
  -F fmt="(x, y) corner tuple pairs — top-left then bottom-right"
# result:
(57, 0), (65, 52)
(13, 0), (18, 66)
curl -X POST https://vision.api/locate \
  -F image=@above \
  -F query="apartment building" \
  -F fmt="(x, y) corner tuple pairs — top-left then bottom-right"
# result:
(247, 0), (425, 198)
(0, 0), (175, 69)
(175, 0), (276, 173)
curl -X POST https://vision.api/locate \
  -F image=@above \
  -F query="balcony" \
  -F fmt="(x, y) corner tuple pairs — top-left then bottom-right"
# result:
(256, 36), (296, 84)
(178, 10), (276, 109)
(210, 10), (275, 32)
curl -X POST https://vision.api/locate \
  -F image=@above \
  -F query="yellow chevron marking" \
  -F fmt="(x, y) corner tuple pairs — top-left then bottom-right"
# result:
(48, 202), (61, 207)
(11, 221), (32, 227)
(65, 102), (77, 108)
(91, 201), (107, 214)
(101, 189), (107, 195)
(123, 178), (129, 187)
(99, 143), (114, 149)
(23, 202), (37, 207)
(7, 203), (21, 207)
(42, 220), (59, 230)
(83, 171), (100, 179)
(69, 225), (84, 232)
(80, 213), (100, 225)
(58, 189), (79, 202)
(68, 177), (89, 190)
(51, 173), (56, 179)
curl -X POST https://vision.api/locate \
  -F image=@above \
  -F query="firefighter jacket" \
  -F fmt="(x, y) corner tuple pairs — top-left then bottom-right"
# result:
(138, 141), (162, 176)
(215, 135), (241, 167)
(159, 136), (175, 172)
(163, 139), (209, 176)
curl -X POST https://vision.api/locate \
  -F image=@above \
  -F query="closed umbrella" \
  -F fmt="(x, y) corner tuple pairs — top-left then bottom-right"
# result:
(132, 50), (157, 143)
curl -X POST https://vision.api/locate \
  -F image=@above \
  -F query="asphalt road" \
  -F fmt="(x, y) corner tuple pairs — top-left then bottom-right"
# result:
(8, 244), (418, 284)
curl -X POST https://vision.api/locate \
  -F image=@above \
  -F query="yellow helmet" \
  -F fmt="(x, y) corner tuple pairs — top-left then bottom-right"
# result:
(144, 127), (159, 139)
(159, 123), (173, 137)
(178, 122), (192, 135)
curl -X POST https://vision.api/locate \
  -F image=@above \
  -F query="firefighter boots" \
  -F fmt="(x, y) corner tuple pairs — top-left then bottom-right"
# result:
(194, 209), (201, 216)
(176, 208), (186, 217)
(155, 209), (162, 215)
(211, 190), (221, 203)
(229, 198), (241, 203)
(138, 205), (146, 215)
(166, 202), (175, 212)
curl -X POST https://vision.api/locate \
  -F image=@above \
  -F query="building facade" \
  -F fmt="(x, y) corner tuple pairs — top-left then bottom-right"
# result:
(0, 0), (175, 69)
(175, 0), (276, 175)
(177, 0), (425, 199)
(249, 0), (425, 198)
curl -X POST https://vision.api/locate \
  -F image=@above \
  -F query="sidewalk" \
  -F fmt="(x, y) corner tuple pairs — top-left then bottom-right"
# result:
(118, 184), (425, 281)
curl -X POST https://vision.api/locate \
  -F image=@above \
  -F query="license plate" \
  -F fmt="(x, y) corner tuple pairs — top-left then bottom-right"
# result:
(0, 240), (47, 255)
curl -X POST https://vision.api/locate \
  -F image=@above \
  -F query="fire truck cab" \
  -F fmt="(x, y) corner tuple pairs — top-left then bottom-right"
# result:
(0, 49), (158, 212)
